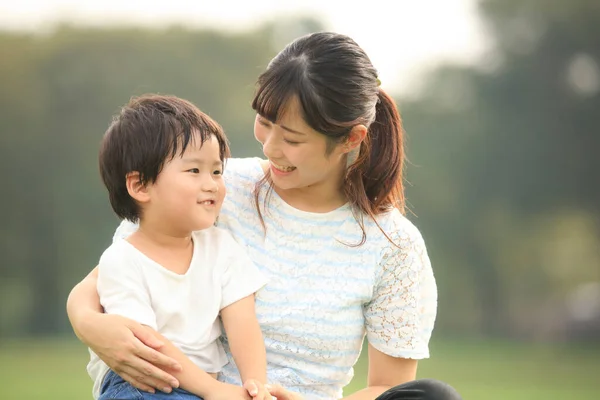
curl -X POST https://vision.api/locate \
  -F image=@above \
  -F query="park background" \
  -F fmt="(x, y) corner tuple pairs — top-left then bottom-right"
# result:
(0, 0), (599, 399)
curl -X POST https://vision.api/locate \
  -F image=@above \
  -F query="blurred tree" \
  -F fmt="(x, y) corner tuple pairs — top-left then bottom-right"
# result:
(0, 19), (325, 336)
(403, 0), (600, 337)
(1, 1), (599, 341)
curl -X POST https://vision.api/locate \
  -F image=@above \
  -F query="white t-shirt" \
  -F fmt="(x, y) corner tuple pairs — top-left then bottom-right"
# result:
(87, 226), (267, 399)
(216, 158), (438, 400)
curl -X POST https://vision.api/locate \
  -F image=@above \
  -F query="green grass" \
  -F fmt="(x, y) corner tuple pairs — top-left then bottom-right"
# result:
(0, 339), (91, 400)
(346, 339), (600, 399)
(0, 338), (598, 399)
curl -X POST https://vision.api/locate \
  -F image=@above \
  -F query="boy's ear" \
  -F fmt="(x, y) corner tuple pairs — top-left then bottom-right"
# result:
(125, 172), (150, 203)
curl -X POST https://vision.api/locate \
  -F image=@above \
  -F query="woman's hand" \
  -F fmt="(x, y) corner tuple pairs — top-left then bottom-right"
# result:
(265, 384), (304, 400)
(82, 312), (182, 393)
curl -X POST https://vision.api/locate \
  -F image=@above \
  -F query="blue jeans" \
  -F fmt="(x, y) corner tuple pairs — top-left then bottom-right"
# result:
(99, 370), (202, 400)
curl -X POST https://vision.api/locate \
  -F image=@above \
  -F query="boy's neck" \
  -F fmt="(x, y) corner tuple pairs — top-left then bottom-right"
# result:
(135, 220), (193, 249)
(127, 220), (195, 275)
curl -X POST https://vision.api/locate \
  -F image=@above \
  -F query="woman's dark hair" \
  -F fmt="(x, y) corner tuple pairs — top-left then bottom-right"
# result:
(252, 32), (405, 246)
(99, 94), (230, 222)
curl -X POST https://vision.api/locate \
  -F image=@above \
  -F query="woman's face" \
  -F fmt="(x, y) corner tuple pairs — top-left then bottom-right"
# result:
(254, 96), (348, 194)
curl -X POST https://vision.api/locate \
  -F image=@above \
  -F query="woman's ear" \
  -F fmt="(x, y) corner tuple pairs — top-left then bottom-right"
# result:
(343, 125), (367, 168)
(125, 172), (150, 203)
(345, 124), (367, 153)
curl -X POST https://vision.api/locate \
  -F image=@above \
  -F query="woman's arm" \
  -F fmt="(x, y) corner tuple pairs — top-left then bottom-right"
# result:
(66, 268), (181, 393)
(342, 223), (433, 399)
(342, 343), (417, 399)
(66, 267), (103, 334)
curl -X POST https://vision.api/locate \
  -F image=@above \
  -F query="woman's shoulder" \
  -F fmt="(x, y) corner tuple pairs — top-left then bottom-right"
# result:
(224, 157), (267, 183)
(193, 225), (239, 247)
(364, 208), (429, 263)
(373, 208), (425, 244)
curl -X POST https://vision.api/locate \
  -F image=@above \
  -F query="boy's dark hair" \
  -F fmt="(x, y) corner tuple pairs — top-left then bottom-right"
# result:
(99, 94), (230, 222)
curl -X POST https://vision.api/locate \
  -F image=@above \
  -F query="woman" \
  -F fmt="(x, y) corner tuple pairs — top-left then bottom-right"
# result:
(67, 32), (462, 400)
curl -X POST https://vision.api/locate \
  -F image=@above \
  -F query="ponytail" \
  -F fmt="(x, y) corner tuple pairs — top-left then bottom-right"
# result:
(342, 88), (405, 245)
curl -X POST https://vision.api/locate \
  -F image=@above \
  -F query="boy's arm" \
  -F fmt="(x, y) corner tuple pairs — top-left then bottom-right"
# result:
(221, 294), (267, 384)
(140, 325), (251, 399)
(217, 232), (269, 398)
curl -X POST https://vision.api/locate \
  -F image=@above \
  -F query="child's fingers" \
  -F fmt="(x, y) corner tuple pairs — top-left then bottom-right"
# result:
(243, 379), (259, 396)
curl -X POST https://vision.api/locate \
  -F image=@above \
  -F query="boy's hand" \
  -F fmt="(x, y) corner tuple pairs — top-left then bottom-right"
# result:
(204, 382), (252, 400)
(265, 384), (303, 400)
(244, 379), (273, 400)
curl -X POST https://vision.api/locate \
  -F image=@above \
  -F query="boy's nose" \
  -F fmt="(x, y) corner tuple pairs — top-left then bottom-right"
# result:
(201, 178), (219, 192)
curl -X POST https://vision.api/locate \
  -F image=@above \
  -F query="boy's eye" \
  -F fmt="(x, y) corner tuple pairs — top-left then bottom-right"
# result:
(213, 169), (223, 175)
(188, 168), (200, 173)
(283, 139), (300, 145)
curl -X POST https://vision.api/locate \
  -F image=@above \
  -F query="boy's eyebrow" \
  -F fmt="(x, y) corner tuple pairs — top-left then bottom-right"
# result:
(181, 157), (222, 165)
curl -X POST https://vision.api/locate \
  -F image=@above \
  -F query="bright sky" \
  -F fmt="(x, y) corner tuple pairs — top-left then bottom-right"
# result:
(0, 0), (490, 95)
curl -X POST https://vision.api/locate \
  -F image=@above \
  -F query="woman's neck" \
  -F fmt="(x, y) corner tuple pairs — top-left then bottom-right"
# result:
(275, 176), (346, 214)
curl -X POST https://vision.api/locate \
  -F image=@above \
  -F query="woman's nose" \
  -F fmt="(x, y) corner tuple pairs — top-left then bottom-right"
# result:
(261, 136), (281, 159)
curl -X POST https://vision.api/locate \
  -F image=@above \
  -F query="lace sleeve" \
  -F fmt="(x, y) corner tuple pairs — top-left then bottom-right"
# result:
(363, 222), (438, 359)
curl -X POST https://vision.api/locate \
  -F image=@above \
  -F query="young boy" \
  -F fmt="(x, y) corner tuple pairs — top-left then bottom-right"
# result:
(87, 94), (269, 400)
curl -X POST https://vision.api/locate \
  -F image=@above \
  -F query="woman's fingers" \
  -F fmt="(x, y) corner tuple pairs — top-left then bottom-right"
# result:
(118, 370), (156, 393)
(133, 337), (181, 373)
(265, 384), (299, 400)
(122, 349), (179, 390)
(119, 362), (175, 393)
(130, 321), (165, 350)
(82, 315), (178, 393)
(265, 384), (283, 398)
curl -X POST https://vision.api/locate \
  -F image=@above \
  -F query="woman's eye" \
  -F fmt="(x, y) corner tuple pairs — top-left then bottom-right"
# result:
(258, 118), (271, 127)
(213, 170), (223, 175)
(283, 139), (300, 145)
(188, 168), (200, 173)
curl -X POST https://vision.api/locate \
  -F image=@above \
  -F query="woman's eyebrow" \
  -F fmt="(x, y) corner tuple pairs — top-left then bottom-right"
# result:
(279, 124), (307, 135)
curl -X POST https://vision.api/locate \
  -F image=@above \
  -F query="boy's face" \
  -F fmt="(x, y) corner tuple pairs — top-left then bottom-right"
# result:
(145, 133), (226, 234)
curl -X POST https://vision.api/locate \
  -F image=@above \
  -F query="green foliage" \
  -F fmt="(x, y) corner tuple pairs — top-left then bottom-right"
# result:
(0, 1), (599, 344)
(0, 22), (313, 335)
(401, 0), (600, 337)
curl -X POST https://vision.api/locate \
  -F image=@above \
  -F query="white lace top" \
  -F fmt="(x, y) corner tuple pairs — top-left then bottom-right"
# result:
(217, 158), (437, 399)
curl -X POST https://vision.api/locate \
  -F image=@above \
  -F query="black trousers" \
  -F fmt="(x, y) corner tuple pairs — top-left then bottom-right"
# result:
(375, 379), (462, 400)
